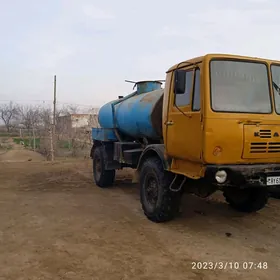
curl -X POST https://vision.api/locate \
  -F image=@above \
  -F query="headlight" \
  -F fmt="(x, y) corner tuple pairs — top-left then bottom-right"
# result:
(215, 170), (227, 183)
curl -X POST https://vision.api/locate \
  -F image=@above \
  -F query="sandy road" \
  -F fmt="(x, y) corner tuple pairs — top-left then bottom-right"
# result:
(0, 158), (279, 280)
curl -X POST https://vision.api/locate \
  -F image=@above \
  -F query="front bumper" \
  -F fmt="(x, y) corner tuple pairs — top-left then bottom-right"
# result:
(204, 164), (280, 187)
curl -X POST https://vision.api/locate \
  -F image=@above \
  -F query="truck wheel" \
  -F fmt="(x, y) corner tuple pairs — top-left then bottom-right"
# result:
(93, 146), (115, 188)
(223, 187), (268, 213)
(139, 157), (182, 223)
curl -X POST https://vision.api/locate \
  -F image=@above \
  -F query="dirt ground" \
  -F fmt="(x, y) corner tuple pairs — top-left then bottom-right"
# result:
(0, 138), (45, 162)
(0, 145), (279, 279)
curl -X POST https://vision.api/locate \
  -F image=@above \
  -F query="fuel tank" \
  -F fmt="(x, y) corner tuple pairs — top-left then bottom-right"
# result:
(98, 81), (164, 139)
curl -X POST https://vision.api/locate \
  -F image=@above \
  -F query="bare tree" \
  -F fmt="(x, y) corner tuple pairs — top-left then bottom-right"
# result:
(39, 107), (52, 130)
(17, 105), (42, 151)
(0, 101), (18, 132)
(55, 104), (80, 136)
(17, 105), (41, 131)
(57, 104), (79, 116)
(36, 104), (80, 157)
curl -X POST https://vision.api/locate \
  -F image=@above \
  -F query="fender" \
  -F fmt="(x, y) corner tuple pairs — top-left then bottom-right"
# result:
(90, 140), (121, 170)
(90, 140), (102, 158)
(137, 144), (171, 171)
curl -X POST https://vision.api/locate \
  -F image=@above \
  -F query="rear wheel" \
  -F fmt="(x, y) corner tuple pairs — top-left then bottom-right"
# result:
(223, 187), (268, 213)
(139, 157), (182, 223)
(93, 146), (115, 188)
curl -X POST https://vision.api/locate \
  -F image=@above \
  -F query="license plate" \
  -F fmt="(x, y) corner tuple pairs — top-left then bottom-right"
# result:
(267, 176), (280, 186)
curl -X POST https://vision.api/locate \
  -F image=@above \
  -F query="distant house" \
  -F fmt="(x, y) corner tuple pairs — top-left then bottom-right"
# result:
(57, 114), (100, 134)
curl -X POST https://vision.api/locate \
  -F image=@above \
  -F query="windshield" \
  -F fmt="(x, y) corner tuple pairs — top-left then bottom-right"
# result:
(271, 65), (280, 114)
(210, 60), (272, 113)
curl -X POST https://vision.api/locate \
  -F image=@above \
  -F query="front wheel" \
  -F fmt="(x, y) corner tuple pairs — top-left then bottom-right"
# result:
(223, 187), (268, 213)
(93, 146), (115, 188)
(139, 157), (182, 223)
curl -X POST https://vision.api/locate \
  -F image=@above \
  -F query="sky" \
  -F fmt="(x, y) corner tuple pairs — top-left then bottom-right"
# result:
(0, 0), (280, 108)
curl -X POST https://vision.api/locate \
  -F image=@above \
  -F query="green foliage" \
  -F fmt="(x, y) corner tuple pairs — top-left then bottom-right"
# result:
(0, 132), (19, 137)
(58, 140), (72, 149)
(13, 137), (40, 148)
(12, 138), (73, 150)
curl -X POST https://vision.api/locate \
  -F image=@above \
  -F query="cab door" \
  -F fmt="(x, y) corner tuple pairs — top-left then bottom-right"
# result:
(165, 66), (203, 162)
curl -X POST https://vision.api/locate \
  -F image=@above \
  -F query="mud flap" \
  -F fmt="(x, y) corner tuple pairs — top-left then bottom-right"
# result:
(132, 170), (139, 183)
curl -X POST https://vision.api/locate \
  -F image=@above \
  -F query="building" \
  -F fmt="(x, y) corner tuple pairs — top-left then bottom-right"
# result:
(56, 114), (99, 135)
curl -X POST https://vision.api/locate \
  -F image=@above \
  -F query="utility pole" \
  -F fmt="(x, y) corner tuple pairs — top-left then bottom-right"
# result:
(53, 75), (57, 130)
(50, 75), (56, 161)
(32, 126), (36, 151)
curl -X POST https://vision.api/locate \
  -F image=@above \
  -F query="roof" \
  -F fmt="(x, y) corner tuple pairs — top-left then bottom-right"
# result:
(58, 114), (92, 118)
(167, 53), (280, 72)
(70, 114), (91, 117)
(167, 55), (204, 72)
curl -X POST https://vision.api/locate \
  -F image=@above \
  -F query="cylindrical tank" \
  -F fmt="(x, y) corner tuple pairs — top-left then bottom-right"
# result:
(98, 81), (164, 139)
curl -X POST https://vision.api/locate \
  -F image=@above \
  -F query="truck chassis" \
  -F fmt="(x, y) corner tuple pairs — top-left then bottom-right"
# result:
(90, 141), (269, 223)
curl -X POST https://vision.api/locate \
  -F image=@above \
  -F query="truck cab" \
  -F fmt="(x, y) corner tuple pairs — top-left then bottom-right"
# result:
(164, 54), (280, 186)
(91, 53), (280, 223)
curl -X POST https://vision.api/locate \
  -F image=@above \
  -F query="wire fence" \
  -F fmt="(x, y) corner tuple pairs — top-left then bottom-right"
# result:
(0, 128), (92, 159)
(0, 118), (97, 160)
(0, 101), (100, 160)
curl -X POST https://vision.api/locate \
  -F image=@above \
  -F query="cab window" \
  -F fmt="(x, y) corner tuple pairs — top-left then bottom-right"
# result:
(192, 69), (200, 111)
(210, 60), (271, 113)
(174, 70), (193, 107)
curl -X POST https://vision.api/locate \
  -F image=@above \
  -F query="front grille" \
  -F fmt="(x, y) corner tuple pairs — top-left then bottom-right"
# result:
(250, 142), (280, 153)
(256, 130), (272, 139)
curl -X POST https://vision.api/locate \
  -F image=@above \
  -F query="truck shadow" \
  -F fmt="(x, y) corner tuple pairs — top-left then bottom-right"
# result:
(168, 193), (277, 246)
(113, 177), (274, 230)
(114, 178), (140, 198)
(179, 193), (247, 219)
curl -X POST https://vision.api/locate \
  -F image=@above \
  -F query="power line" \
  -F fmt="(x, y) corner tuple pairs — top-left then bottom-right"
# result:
(0, 99), (100, 108)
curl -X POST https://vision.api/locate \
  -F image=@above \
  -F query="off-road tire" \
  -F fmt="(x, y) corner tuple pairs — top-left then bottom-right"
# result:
(93, 146), (115, 188)
(223, 187), (268, 213)
(139, 157), (182, 223)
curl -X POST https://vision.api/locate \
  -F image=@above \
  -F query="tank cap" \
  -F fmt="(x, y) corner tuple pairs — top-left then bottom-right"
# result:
(125, 80), (165, 94)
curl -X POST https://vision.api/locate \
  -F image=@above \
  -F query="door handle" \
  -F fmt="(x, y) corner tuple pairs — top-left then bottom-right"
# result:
(165, 121), (174, 126)
(237, 120), (261, 125)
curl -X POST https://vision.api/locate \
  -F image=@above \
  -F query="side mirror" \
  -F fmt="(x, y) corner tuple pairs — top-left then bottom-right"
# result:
(174, 70), (186, 94)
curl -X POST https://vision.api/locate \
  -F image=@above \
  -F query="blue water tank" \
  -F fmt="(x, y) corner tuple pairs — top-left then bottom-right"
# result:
(98, 81), (164, 139)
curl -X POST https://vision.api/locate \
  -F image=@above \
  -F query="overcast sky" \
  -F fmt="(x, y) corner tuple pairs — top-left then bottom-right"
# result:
(0, 0), (279, 108)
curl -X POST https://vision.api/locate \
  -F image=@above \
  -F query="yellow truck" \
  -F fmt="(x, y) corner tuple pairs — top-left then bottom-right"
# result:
(91, 53), (280, 223)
